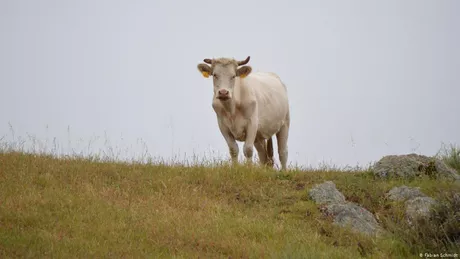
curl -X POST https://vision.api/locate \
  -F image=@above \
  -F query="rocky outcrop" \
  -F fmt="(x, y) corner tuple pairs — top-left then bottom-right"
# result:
(321, 202), (381, 236)
(307, 152), (457, 238)
(373, 153), (459, 181)
(308, 181), (382, 236)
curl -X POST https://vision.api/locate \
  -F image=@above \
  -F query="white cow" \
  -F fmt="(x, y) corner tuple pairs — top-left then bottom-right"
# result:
(197, 56), (290, 170)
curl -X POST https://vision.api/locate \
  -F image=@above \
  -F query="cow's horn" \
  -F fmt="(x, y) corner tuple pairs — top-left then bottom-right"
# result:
(237, 56), (250, 66)
(203, 58), (213, 64)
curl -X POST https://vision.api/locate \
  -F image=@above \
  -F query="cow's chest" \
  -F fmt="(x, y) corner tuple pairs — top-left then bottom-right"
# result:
(222, 112), (248, 142)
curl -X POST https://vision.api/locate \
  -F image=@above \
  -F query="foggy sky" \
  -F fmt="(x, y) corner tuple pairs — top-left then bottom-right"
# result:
(1, 0), (459, 168)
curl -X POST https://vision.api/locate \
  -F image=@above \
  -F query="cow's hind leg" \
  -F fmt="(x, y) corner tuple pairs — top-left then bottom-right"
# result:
(266, 137), (274, 168)
(243, 112), (258, 164)
(254, 139), (269, 167)
(276, 124), (289, 171)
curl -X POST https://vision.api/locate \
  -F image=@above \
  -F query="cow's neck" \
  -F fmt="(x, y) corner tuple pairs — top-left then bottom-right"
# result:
(221, 99), (236, 115)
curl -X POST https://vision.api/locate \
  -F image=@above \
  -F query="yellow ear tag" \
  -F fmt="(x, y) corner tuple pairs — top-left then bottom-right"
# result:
(202, 71), (210, 78)
(240, 73), (247, 79)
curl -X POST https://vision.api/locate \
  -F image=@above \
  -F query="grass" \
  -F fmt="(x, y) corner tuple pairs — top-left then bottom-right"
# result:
(0, 135), (459, 258)
(436, 143), (460, 173)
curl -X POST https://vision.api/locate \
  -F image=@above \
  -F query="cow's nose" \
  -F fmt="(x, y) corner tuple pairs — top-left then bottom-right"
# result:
(218, 89), (229, 96)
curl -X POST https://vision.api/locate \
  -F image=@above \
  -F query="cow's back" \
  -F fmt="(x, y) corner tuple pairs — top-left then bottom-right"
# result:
(243, 72), (289, 139)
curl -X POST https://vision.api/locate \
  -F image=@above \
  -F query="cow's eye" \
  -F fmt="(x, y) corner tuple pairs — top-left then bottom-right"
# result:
(231, 75), (236, 79)
(213, 74), (218, 79)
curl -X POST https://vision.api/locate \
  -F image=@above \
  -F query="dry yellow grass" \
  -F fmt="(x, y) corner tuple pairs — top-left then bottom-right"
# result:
(0, 150), (459, 258)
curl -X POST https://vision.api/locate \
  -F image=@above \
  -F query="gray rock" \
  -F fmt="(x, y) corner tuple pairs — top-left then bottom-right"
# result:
(405, 196), (438, 223)
(308, 181), (382, 236)
(386, 185), (441, 225)
(322, 202), (382, 236)
(308, 181), (346, 205)
(387, 186), (427, 201)
(373, 153), (460, 180)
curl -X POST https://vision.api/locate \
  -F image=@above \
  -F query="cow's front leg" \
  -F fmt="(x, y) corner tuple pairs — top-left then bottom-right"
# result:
(243, 117), (258, 164)
(225, 135), (239, 165)
(218, 120), (239, 165)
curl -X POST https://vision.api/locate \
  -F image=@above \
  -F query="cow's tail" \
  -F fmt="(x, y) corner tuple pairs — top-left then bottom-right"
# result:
(267, 137), (274, 167)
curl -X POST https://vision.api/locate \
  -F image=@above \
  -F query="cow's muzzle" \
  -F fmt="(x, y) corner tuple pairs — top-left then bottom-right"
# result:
(217, 89), (230, 101)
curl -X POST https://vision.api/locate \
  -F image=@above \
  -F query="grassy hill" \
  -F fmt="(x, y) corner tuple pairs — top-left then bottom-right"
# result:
(1, 144), (459, 258)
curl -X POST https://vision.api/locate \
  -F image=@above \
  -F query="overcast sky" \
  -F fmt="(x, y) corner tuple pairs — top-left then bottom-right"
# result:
(1, 0), (459, 168)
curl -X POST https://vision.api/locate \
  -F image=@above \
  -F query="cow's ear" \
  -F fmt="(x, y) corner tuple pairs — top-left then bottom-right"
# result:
(236, 66), (252, 78)
(197, 63), (212, 78)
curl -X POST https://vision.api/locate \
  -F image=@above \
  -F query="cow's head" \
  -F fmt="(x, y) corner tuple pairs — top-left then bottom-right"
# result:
(197, 56), (252, 101)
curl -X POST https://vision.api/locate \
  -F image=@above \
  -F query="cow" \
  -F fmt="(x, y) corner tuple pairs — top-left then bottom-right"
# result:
(196, 56), (290, 170)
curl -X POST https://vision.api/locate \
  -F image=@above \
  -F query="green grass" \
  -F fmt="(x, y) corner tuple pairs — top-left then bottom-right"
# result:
(437, 143), (460, 173)
(0, 138), (459, 258)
